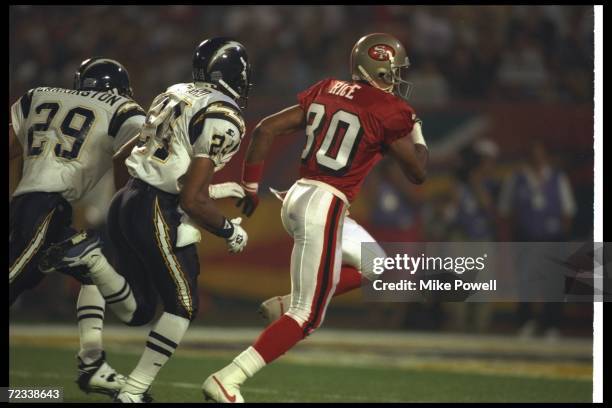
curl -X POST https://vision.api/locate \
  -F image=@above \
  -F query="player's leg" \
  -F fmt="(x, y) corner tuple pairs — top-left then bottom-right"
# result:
(74, 283), (130, 397)
(39, 187), (150, 326)
(116, 190), (198, 402)
(9, 193), (75, 305)
(204, 184), (346, 402)
(259, 217), (385, 323)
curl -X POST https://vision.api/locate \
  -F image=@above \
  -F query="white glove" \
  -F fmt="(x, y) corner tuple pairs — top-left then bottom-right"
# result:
(226, 217), (248, 253)
(209, 182), (246, 200)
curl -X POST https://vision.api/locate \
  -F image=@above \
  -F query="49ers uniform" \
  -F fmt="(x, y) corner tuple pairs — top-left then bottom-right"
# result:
(281, 77), (417, 332)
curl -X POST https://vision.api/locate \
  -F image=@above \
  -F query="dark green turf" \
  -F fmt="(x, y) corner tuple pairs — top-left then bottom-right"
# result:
(9, 345), (592, 403)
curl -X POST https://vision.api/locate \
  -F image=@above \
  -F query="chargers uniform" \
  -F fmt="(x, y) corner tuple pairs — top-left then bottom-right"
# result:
(107, 82), (246, 322)
(9, 87), (145, 303)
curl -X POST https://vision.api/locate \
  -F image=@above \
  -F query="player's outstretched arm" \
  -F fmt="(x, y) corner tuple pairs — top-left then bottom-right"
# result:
(238, 105), (306, 217)
(9, 124), (22, 161)
(388, 131), (428, 185)
(181, 157), (247, 253)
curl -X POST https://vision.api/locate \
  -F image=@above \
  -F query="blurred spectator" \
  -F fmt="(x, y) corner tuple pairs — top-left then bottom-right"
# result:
(442, 138), (501, 332)
(408, 59), (450, 107)
(499, 140), (577, 340)
(499, 140), (576, 241)
(365, 159), (423, 242)
(446, 138), (501, 241)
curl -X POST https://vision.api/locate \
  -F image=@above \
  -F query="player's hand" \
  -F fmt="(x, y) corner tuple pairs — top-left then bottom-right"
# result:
(236, 187), (259, 217)
(226, 217), (248, 253)
(209, 182), (246, 200)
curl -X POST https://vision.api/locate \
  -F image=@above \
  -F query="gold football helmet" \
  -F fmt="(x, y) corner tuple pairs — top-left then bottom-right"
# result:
(350, 33), (412, 100)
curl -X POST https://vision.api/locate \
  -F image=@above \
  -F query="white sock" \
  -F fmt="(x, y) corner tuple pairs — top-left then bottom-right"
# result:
(76, 285), (105, 364)
(123, 313), (190, 394)
(86, 251), (136, 323)
(221, 346), (266, 385)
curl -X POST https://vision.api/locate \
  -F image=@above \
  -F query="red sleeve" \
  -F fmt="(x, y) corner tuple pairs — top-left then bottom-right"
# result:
(297, 78), (332, 112)
(380, 101), (416, 146)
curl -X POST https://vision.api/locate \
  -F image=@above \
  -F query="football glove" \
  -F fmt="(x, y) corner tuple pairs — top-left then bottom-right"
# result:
(236, 189), (259, 217)
(237, 162), (264, 217)
(226, 217), (248, 253)
(209, 182), (246, 200)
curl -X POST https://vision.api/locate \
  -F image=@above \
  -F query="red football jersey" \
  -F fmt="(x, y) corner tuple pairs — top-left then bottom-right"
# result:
(297, 78), (417, 202)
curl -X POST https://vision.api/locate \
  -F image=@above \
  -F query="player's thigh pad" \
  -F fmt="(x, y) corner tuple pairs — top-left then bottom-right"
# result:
(105, 187), (158, 325)
(283, 184), (346, 334)
(117, 183), (200, 321)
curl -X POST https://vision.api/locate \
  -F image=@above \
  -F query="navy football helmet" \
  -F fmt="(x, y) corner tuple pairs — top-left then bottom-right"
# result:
(192, 38), (252, 108)
(74, 57), (133, 98)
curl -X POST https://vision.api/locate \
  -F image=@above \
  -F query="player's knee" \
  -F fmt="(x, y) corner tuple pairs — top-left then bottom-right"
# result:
(163, 301), (198, 322)
(362, 243), (387, 282)
(285, 306), (310, 328)
(126, 304), (156, 327)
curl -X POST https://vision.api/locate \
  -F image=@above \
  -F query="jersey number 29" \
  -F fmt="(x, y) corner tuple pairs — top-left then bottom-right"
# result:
(26, 102), (95, 160)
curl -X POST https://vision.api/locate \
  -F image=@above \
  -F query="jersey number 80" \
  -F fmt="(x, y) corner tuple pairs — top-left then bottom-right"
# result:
(301, 102), (363, 176)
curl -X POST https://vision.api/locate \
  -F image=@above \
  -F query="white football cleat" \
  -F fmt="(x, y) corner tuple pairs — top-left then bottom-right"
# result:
(77, 351), (126, 397)
(257, 294), (291, 324)
(202, 374), (245, 403)
(114, 390), (153, 403)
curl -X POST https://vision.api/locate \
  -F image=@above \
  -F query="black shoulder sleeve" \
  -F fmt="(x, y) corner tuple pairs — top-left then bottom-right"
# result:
(108, 101), (146, 138)
(187, 107), (209, 145)
(20, 89), (36, 119)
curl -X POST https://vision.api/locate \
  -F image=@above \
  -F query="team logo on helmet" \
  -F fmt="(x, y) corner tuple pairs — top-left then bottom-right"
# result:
(368, 44), (395, 61)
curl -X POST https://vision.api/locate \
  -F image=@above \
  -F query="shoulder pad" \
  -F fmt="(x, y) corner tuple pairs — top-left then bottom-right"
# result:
(108, 100), (146, 138)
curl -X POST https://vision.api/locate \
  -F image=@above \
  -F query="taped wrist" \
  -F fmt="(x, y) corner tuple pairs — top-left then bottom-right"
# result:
(411, 121), (427, 148)
(211, 218), (235, 239)
(242, 162), (264, 193)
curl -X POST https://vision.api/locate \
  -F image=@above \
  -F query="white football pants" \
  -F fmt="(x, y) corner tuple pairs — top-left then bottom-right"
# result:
(280, 179), (347, 334)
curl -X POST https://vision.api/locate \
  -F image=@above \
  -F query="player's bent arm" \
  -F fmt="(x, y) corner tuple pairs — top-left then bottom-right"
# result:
(237, 105), (306, 217)
(112, 134), (141, 190)
(179, 157), (232, 235)
(9, 124), (22, 161)
(388, 135), (428, 185)
(244, 105), (306, 165)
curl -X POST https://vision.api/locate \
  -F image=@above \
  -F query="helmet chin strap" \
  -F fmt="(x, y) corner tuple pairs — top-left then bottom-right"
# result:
(357, 65), (393, 93)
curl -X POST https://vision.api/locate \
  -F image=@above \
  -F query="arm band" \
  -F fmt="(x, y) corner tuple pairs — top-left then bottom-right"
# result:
(211, 218), (235, 239)
(242, 161), (264, 192)
(411, 121), (427, 148)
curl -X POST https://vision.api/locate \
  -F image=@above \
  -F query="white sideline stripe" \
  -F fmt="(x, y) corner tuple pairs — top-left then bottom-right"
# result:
(9, 370), (378, 402)
(154, 200), (191, 312)
(9, 324), (592, 356)
(9, 210), (54, 283)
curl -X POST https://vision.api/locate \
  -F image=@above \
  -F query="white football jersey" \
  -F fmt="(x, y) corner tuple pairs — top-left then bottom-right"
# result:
(126, 82), (246, 194)
(10, 87), (145, 202)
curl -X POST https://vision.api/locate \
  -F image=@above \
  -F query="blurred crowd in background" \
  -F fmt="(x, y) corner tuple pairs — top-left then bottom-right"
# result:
(9, 5), (595, 339)
(10, 5), (594, 110)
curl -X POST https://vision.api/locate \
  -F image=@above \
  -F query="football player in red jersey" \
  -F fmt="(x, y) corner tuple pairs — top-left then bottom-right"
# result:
(202, 33), (428, 402)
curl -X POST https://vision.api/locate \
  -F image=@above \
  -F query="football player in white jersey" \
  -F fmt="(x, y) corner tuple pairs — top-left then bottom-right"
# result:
(9, 58), (146, 395)
(42, 38), (253, 403)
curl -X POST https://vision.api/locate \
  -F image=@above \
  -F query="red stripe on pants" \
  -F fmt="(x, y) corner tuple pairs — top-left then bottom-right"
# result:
(303, 197), (343, 335)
